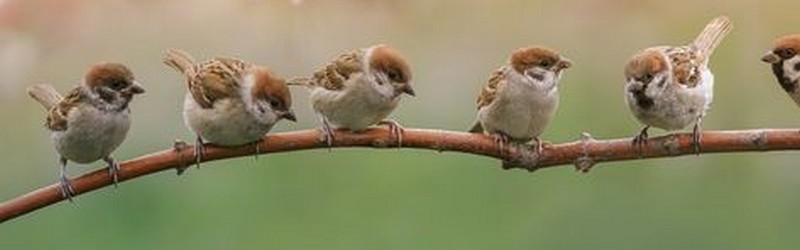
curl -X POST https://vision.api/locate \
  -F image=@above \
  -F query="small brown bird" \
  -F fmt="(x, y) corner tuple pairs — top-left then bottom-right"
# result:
(27, 62), (145, 200)
(163, 49), (296, 172)
(761, 34), (800, 107)
(624, 16), (732, 154)
(289, 44), (415, 147)
(469, 46), (571, 169)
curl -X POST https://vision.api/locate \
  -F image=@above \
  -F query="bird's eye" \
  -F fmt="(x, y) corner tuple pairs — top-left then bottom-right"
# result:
(386, 70), (401, 82)
(110, 80), (126, 90)
(269, 99), (280, 108)
(540, 60), (553, 68)
(778, 48), (797, 59)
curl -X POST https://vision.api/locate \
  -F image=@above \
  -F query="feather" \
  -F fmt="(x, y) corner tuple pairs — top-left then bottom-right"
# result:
(692, 16), (732, 63)
(27, 84), (63, 110)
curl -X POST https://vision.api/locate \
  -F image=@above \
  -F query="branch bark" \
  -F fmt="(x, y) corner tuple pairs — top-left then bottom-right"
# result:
(2, 127), (800, 223)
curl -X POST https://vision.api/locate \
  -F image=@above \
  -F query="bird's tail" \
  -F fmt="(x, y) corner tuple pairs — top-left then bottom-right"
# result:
(163, 49), (197, 77)
(692, 16), (733, 62)
(286, 77), (313, 88)
(27, 84), (63, 110)
(468, 121), (484, 133)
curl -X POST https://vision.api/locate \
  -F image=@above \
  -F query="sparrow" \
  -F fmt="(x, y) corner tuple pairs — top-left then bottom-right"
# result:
(624, 16), (732, 154)
(288, 44), (415, 147)
(163, 49), (296, 173)
(468, 46), (571, 169)
(27, 62), (145, 201)
(760, 34), (800, 107)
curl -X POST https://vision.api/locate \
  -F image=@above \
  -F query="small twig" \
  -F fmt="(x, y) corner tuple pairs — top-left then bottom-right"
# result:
(2, 128), (800, 223)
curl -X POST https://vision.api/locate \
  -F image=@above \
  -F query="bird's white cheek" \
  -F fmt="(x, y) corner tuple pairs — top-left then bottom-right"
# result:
(522, 68), (552, 88)
(645, 75), (670, 97)
(645, 82), (661, 98)
(625, 80), (640, 93)
(784, 56), (800, 82)
(262, 111), (279, 124)
(546, 71), (559, 83)
(375, 82), (396, 100)
(554, 70), (564, 81)
(253, 102), (279, 124)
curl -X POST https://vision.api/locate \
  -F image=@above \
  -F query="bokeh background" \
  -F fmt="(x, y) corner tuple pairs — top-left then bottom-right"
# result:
(1, 0), (799, 249)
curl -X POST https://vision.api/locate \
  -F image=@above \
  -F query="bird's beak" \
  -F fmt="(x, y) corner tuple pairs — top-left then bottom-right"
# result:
(126, 81), (146, 95)
(401, 83), (416, 97)
(281, 110), (297, 122)
(761, 51), (780, 64)
(556, 58), (573, 71)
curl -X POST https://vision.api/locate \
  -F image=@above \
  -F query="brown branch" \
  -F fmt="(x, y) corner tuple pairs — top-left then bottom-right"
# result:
(2, 127), (800, 223)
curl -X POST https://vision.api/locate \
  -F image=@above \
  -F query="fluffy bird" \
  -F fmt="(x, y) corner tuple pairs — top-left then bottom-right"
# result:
(163, 49), (296, 172)
(761, 34), (800, 107)
(469, 46), (571, 166)
(624, 16), (732, 154)
(289, 44), (415, 147)
(27, 62), (145, 200)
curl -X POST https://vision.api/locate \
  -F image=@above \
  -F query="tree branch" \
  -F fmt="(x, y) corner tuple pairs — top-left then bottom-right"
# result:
(2, 127), (800, 223)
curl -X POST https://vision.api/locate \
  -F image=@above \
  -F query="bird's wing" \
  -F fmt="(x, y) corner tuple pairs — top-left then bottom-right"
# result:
(477, 67), (507, 110)
(309, 50), (364, 91)
(44, 87), (84, 131)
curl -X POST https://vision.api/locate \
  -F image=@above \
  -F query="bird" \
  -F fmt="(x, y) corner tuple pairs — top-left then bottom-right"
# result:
(288, 44), (415, 148)
(761, 34), (800, 107)
(163, 49), (296, 173)
(27, 62), (145, 201)
(624, 16), (732, 154)
(468, 46), (571, 170)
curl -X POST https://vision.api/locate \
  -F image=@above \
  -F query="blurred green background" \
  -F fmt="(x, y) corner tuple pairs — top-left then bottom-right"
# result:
(2, 0), (800, 249)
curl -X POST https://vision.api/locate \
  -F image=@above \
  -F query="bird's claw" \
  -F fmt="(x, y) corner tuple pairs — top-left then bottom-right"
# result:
(378, 119), (405, 147)
(253, 140), (262, 161)
(320, 124), (335, 152)
(58, 176), (75, 202)
(493, 133), (511, 160)
(632, 126), (650, 157)
(104, 157), (120, 188)
(532, 137), (546, 156)
(57, 157), (75, 202)
(194, 136), (205, 169)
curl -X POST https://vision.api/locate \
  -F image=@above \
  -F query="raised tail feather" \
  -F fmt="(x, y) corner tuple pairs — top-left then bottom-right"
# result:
(163, 49), (197, 76)
(27, 84), (63, 110)
(286, 77), (313, 88)
(692, 16), (732, 62)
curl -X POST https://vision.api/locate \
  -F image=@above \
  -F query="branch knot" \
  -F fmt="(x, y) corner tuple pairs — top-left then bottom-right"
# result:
(574, 132), (596, 173)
